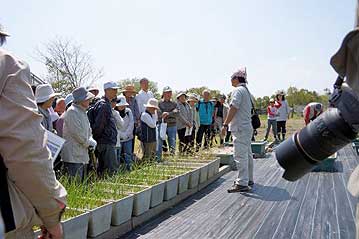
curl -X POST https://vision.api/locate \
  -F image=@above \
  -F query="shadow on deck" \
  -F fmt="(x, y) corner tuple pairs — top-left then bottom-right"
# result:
(121, 146), (359, 239)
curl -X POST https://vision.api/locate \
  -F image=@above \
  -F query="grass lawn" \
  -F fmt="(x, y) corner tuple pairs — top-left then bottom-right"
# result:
(255, 114), (304, 142)
(131, 114), (305, 160)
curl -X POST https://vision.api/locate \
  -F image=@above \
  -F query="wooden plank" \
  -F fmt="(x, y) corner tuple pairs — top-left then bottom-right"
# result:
(122, 149), (358, 239)
(290, 173), (320, 239)
(253, 174), (310, 239)
(310, 173), (340, 239)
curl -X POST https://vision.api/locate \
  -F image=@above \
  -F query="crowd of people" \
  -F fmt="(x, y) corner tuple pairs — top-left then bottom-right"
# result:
(0, 22), (335, 239)
(32, 77), (235, 179)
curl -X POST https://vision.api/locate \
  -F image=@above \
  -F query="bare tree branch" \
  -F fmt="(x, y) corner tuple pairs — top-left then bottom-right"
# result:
(36, 37), (104, 95)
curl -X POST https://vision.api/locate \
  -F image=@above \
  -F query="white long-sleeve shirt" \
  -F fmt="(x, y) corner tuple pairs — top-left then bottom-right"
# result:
(112, 109), (124, 147)
(117, 108), (134, 143)
(136, 90), (154, 114)
(140, 111), (158, 128)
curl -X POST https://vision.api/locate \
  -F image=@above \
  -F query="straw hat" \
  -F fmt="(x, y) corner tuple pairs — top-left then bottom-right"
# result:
(121, 85), (137, 94)
(35, 84), (60, 103)
(116, 95), (129, 107)
(144, 98), (159, 109)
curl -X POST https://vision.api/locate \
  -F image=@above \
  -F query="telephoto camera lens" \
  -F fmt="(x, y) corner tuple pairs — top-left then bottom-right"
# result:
(275, 107), (357, 181)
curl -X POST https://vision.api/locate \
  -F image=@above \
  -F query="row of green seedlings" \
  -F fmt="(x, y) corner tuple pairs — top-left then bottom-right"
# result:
(58, 159), (204, 217)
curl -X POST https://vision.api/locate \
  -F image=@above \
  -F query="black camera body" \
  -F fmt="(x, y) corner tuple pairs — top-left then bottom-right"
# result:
(275, 84), (359, 181)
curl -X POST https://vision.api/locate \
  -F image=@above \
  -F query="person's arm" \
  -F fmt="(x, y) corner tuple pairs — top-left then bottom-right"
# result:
(0, 55), (66, 235)
(267, 106), (275, 116)
(286, 102), (291, 119)
(141, 113), (157, 128)
(65, 111), (90, 147)
(177, 103), (190, 125)
(275, 101), (282, 108)
(168, 103), (179, 117)
(223, 106), (238, 125)
(113, 109), (124, 129)
(133, 98), (141, 121)
(125, 111), (135, 139)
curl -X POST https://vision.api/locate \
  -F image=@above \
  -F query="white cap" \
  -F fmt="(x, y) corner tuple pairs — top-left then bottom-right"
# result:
(104, 81), (119, 90)
(35, 84), (60, 103)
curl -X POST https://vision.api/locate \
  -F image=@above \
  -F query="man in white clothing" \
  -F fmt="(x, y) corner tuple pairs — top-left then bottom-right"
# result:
(222, 68), (254, 193)
(136, 78), (154, 114)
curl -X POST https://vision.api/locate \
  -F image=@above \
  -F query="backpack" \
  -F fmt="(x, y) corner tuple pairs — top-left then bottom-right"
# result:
(242, 86), (261, 129)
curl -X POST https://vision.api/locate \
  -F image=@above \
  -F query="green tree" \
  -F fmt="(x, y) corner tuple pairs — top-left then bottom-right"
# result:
(117, 78), (160, 99)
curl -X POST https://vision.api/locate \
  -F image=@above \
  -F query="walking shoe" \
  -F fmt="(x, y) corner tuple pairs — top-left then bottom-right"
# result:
(248, 181), (254, 187)
(227, 184), (251, 193)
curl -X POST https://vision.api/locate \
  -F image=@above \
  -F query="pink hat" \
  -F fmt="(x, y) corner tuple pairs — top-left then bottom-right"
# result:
(231, 67), (247, 82)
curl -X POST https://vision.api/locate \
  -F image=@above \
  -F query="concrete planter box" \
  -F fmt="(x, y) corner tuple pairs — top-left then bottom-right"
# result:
(87, 202), (113, 238)
(164, 176), (179, 201)
(188, 168), (200, 189)
(62, 209), (90, 239)
(132, 186), (152, 216)
(163, 161), (204, 169)
(33, 209), (90, 239)
(111, 194), (134, 226)
(213, 158), (220, 174)
(178, 172), (190, 194)
(251, 141), (267, 158)
(199, 164), (209, 184)
(207, 161), (216, 178)
(150, 181), (165, 208)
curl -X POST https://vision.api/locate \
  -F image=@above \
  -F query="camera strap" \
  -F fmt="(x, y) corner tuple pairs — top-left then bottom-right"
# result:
(330, 76), (345, 106)
(0, 154), (16, 232)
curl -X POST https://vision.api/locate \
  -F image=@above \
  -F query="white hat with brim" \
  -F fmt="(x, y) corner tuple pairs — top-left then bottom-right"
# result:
(176, 92), (187, 99)
(116, 95), (129, 107)
(144, 98), (159, 109)
(35, 84), (61, 103)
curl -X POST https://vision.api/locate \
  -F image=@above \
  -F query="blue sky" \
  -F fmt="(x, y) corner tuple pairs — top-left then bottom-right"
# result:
(1, 0), (356, 97)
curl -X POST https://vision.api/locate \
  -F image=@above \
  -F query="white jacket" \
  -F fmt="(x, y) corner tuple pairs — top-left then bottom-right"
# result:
(112, 109), (125, 147)
(117, 108), (134, 143)
(62, 104), (93, 164)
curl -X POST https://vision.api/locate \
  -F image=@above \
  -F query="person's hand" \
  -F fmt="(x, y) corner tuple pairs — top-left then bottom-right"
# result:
(89, 137), (97, 148)
(186, 122), (192, 128)
(39, 223), (63, 239)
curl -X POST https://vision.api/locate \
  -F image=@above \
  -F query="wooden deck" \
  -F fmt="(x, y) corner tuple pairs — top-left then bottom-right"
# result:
(121, 146), (359, 239)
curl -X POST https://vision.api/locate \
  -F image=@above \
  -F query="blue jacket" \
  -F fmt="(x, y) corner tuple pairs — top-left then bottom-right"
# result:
(90, 97), (117, 145)
(196, 100), (215, 125)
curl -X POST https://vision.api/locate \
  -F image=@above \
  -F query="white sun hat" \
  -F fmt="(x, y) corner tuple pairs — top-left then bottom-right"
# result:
(143, 98), (159, 109)
(116, 95), (129, 107)
(35, 84), (60, 103)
